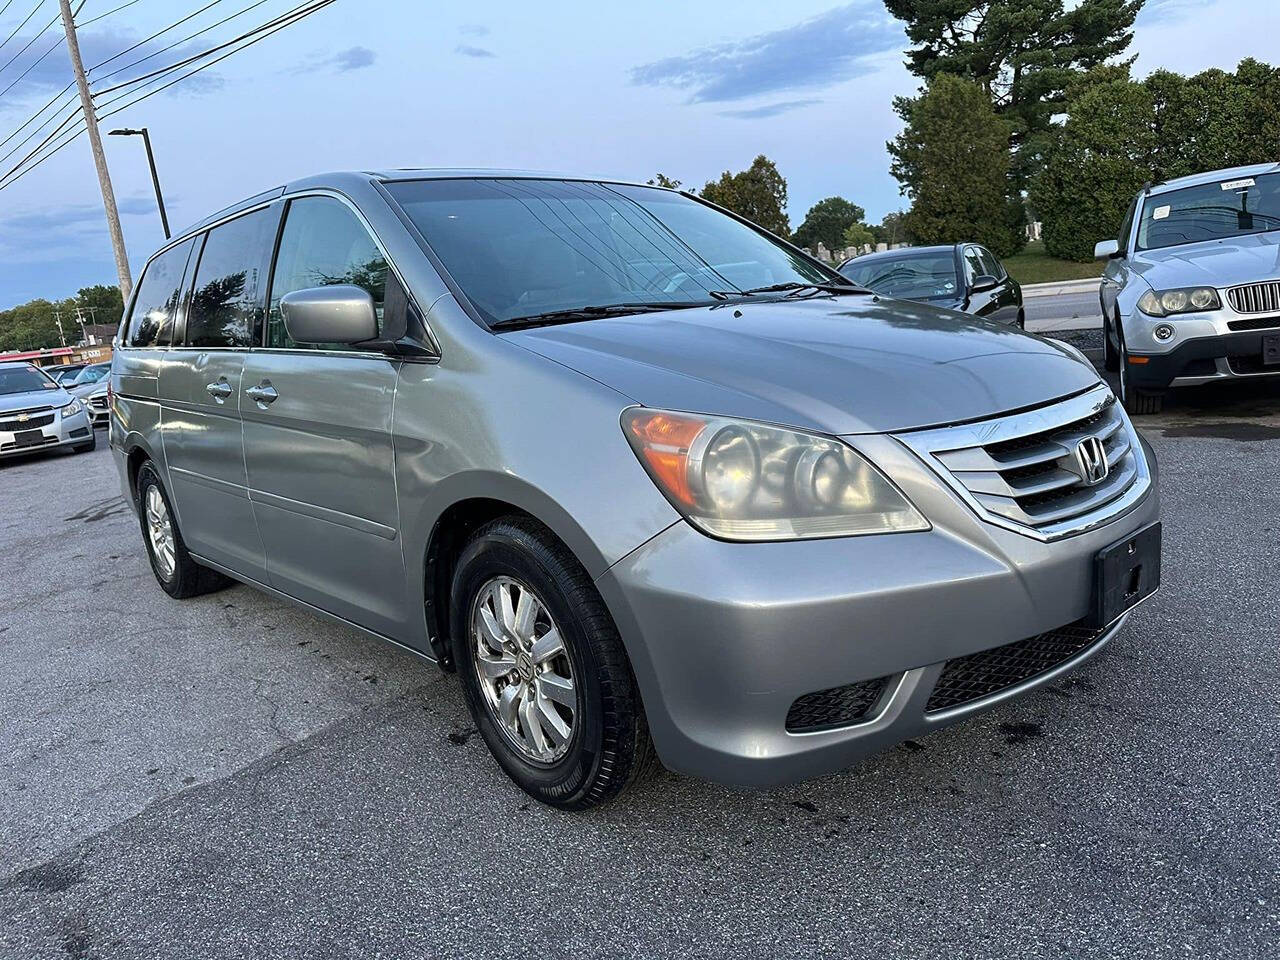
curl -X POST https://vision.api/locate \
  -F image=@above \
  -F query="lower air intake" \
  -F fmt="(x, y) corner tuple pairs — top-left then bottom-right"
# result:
(786, 676), (891, 733)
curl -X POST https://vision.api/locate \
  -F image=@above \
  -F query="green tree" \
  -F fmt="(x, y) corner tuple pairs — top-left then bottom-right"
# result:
(0, 299), (62, 352)
(75, 284), (125, 325)
(793, 197), (866, 252)
(646, 173), (682, 189)
(871, 210), (911, 245)
(700, 155), (790, 237)
(884, 0), (1145, 188)
(889, 75), (1022, 257)
(842, 222), (876, 251)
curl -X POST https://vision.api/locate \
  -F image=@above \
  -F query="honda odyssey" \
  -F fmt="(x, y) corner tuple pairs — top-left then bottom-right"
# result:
(111, 171), (1161, 808)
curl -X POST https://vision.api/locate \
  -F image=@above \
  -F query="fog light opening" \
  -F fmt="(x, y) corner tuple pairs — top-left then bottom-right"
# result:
(1153, 323), (1175, 342)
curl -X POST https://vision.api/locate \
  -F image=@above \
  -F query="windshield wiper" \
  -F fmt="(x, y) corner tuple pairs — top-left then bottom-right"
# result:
(708, 281), (871, 300)
(490, 301), (711, 330)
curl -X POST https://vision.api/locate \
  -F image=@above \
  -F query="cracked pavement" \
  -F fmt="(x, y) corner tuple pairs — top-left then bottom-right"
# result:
(2, 367), (1278, 959)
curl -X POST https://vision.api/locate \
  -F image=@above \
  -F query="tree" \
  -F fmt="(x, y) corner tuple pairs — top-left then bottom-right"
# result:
(793, 197), (865, 252)
(700, 155), (790, 237)
(842, 222), (876, 251)
(646, 173), (682, 189)
(889, 75), (1022, 257)
(1031, 58), (1280, 261)
(884, 0), (1145, 188)
(871, 210), (911, 246)
(75, 284), (125, 325)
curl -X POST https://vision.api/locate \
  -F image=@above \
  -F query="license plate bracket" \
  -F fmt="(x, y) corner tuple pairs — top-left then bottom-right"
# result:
(1263, 333), (1280, 366)
(1090, 522), (1161, 627)
(14, 429), (44, 448)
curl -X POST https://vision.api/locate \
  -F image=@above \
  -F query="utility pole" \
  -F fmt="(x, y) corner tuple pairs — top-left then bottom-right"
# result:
(54, 311), (67, 347)
(59, 0), (132, 302)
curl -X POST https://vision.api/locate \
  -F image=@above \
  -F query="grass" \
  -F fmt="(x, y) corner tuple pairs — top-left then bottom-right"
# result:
(1003, 240), (1105, 287)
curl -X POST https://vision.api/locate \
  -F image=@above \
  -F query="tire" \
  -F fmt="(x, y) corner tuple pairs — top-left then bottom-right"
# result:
(450, 516), (657, 809)
(72, 432), (96, 453)
(1016, 309), (1025, 329)
(1103, 314), (1120, 372)
(135, 461), (231, 599)
(1116, 322), (1164, 415)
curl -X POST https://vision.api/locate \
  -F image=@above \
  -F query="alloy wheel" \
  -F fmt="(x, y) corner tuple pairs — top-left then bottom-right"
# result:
(145, 485), (176, 581)
(470, 576), (577, 764)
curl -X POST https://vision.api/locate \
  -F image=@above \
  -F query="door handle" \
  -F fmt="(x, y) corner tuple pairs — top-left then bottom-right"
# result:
(205, 379), (231, 401)
(245, 383), (278, 405)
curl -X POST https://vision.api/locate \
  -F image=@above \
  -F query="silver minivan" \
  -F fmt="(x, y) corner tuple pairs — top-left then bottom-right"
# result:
(111, 171), (1161, 808)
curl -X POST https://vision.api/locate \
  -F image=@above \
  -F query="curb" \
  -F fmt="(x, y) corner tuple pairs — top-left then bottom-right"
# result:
(1020, 277), (1102, 298)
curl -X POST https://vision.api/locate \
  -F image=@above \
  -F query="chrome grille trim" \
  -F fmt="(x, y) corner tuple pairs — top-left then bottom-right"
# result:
(894, 385), (1152, 542)
(1227, 280), (1280, 314)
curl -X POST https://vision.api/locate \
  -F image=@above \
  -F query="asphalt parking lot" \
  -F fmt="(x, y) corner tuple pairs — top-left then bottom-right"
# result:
(2, 360), (1278, 959)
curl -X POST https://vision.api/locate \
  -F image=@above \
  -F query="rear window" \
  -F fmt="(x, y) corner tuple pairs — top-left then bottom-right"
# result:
(186, 208), (276, 348)
(127, 238), (195, 347)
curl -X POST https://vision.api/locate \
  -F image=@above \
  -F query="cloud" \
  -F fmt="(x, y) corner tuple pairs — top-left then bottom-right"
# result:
(454, 44), (496, 59)
(293, 46), (376, 74)
(630, 1), (902, 103)
(1138, 0), (1199, 23)
(718, 98), (824, 119)
(458, 24), (490, 37)
(0, 28), (228, 110)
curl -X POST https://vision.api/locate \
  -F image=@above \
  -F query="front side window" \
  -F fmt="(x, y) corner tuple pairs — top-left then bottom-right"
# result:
(840, 253), (960, 300)
(384, 178), (836, 326)
(1137, 173), (1280, 251)
(976, 246), (1004, 279)
(0, 364), (58, 396)
(267, 196), (388, 349)
(127, 238), (194, 347)
(186, 208), (275, 348)
(1116, 198), (1137, 253)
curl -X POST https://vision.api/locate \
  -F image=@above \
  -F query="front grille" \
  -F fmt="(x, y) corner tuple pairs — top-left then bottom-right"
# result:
(786, 675), (891, 732)
(926, 620), (1110, 713)
(88, 396), (109, 409)
(897, 386), (1147, 539)
(1227, 315), (1280, 332)
(1227, 280), (1280, 314)
(1228, 354), (1279, 375)
(0, 412), (54, 432)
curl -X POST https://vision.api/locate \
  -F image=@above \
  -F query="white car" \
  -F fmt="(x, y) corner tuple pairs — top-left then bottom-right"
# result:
(84, 377), (110, 427)
(1096, 162), (1280, 413)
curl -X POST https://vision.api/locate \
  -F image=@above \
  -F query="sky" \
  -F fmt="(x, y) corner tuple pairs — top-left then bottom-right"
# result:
(0, 0), (1277, 309)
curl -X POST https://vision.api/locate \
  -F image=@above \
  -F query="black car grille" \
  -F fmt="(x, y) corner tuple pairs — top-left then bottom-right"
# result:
(1226, 315), (1280, 332)
(0, 412), (54, 432)
(786, 675), (891, 733)
(925, 620), (1110, 713)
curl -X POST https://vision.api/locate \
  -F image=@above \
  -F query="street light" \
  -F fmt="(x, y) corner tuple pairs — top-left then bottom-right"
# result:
(108, 127), (171, 239)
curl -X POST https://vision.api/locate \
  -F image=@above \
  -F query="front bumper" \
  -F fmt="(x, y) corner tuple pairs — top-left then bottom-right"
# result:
(0, 404), (93, 458)
(1128, 329), (1280, 390)
(597, 435), (1160, 788)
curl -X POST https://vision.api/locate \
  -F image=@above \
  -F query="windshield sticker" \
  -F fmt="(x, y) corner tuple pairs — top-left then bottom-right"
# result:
(1152, 205), (1170, 220)
(1220, 178), (1255, 191)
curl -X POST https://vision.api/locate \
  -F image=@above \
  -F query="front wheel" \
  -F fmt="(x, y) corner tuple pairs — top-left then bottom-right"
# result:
(450, 517), (656, 809)
(1103, 314), (1120, 372)
(135, 462), (231, 598)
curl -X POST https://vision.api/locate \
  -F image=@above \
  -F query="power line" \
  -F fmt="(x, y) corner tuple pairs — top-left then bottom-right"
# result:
(1, 0), (339, 192)
(80, 0), (144, 27)
(0, 79), (72, 150)
(89, 0), (226, 74)
(0, 25), (61, 97)
(0, 1), (47, 62)
(93, 0), (325, 96)
(0, 100), (80, 185)
(0, 7), (61, 79)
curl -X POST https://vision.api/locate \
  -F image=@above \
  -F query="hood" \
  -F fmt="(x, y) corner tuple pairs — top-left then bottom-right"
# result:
(505, 297), (1099, 434)
(1131, 231), (1280, 289)
(0, 385), (70, 415)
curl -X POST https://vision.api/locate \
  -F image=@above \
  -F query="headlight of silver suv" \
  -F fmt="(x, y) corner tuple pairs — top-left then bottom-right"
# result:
(60, 399), (84, 418)
(1137, 287), (1220, 316)
(622, 408), (929, 541)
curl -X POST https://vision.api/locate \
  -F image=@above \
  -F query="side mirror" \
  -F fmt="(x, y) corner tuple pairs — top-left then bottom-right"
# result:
(969, 274), (999, 294)
(1094, 239), (1121, 260)
(280, 285), (378, 345)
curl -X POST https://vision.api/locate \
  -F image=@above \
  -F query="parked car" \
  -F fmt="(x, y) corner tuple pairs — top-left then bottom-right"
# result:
(84, 377), (110, 427)
(111, 171), (1160, 809)
(837, 243), (1024, 326)
(1096, 162), (1280, 414)
(66, 362), (112, 399)
(0, 361), (95, 457)
(52, 364), (86, 384)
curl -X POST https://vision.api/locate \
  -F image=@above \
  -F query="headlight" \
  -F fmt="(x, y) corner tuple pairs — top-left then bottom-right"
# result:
(622, 408), (929, 541)
(60, 399), (83, 417)
(1136, 287), (1221, 316)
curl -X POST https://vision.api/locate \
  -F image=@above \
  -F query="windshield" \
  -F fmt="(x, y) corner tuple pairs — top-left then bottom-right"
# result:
(1138, 172), (1280, 250)
(72, 364), (109, 385)
(384, 178), (836, 325)
(839, 252), (959, 300)
(0, 365), (59, 396)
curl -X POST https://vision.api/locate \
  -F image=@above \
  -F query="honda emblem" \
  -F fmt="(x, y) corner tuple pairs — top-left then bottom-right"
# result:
(1074, 436), (1109, 486)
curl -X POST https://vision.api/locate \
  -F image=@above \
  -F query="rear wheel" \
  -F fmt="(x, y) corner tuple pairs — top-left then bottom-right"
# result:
(135, 461), (231, 598)
(1117, 322), (1164, 415)
(450, 516), (656, 809)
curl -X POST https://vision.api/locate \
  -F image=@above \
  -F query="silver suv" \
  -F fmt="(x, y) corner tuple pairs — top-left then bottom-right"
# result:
(112, 171), (1161, 808)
